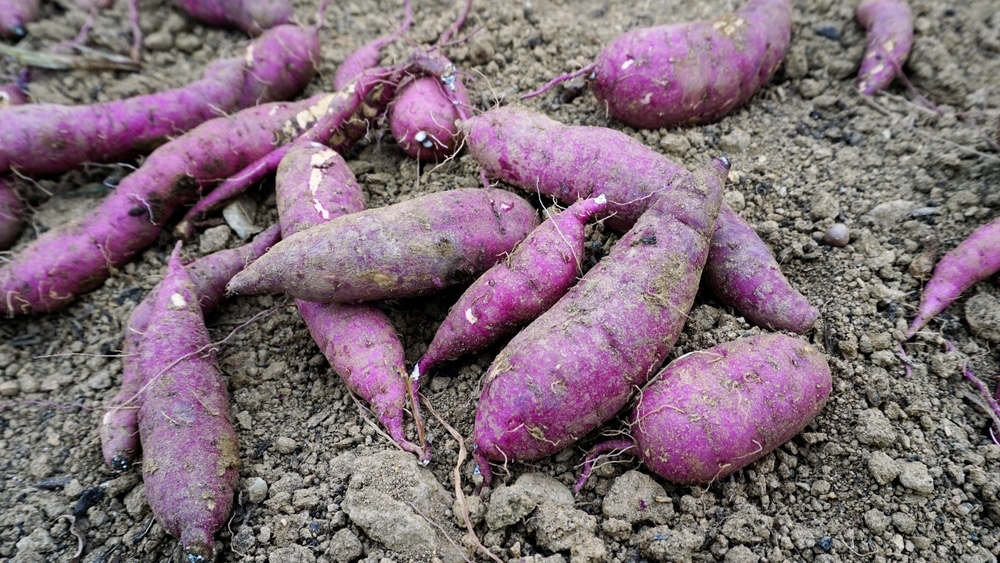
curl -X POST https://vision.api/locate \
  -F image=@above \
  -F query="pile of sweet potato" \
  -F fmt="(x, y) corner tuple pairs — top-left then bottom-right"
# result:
(2, 0), (937, 558)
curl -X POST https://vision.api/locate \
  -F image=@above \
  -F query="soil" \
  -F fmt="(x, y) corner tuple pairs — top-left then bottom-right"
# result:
(2, 0), (1000, 562)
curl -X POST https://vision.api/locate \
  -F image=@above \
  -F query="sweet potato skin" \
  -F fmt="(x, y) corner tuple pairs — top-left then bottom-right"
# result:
(100, 225), (280, 472)
(462, 106), (817, 333)
(629, 333), (831, 484)
(589, 0), (792, 128)
(173, 0), (292, 35)
(0, 92), (340, 316)
(0, 0), (39, 38)
(0, 178), (24, 251)
(906, 217), (1000, 338)
(275, 143), (427, 459)
(704, 204), (819, 333)
(389, 75), (471, 160)
(414, 195), (607, 379)
(137, 243), (239, 561)
(227, 188), (540, 303)
(856, 0), (914, 95)
(0, 24), (319, 176)
(472, 158), (728, 485)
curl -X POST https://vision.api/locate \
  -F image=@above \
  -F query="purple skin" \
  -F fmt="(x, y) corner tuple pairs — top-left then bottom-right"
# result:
(0, 82), (29, 107)
(588, 0), (792, 128)
(389, 75), (473, 161)
(575, 334), (831, 489)
(137, 243), (240, 563)
(99, 225), (280, 472)
(275, 143), (429, 461)
(226, 188), (540, 303)
(907, 217), (1000, 338)
(462, 106), (816, 333)
(0, 91), (339, 316)
(704, 204), (819, 333)
(472, 158), (728, 489)
(173, 0), (292, 36)
(0, 24), (320, 177)
(413, 195), (608, 381)
(855, 0), (914, 95)
(0, 0), (40, 38)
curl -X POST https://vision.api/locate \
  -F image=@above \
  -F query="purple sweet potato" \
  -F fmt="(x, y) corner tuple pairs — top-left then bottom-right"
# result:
(0, 0), (39, 38)
(275, 143), (428, 459)
(576, 333), (831, 488)
(0, 23), (319, 177)
(704, 204), (819, 333)
(137, 243), (240, 561)
(389, 74), (472, 160)
(906, 217), (1000, 338)
(413, 195), (607, 381)
(856, 0), (914, 95)
(226, 188), (540, 303)
(0, 178), (24, 251)
(471, 157), (728, 488)
(462, 106), (817, 333)
(0, 79), (28, 107)
(99, 225), (280, 472)
(0, 91), (344, 316)
(173, 0), (292, 36)
(529, 0), (791, 128)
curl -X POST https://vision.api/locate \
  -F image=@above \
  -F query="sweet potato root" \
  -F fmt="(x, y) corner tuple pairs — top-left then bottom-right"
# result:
(100, 225), (280, 472)
(137, 243), (240, 561)
(472, 157), (728, 488)
(226, 188), (540, 303)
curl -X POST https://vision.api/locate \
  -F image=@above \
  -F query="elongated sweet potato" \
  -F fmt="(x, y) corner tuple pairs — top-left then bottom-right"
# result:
(173, 0), (292, 36)
(856, 0), (914, 95)
(275, 143), (428, 459)
(527, 0), (791, 128)
(906, 217), (1000, 338)
(226, 188), (540, 303)
(413, 195), (607, 381)
(100, 225), (280, 472)
(0, 91), (343, 316)
(462, 106), (817, 333)
(471, 157), (728, 488)
(137, 243), (240, 562)
(0, 23), (319, 177)
(575, 333), (831, 488)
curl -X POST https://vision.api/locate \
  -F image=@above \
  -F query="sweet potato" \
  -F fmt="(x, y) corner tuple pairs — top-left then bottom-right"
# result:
(0, 91), (344, 316)
(137, 243), (240, 561)
(226, 188), (540, 303)
(471, 157), (728, 488)
(99, 225), (280, 472)
(528, 0), (792, 128)
(413, 195), (607, 381)
(0, 23), (320, 177)
(0, 77), (28, 107)
(275, 143), (428, 459)
(389, 74), (472, 160)
(0, 0), (39, 38)
(906, 217), (1000, 338)
(173, 0), (292, 36)
(461, 106), (817, 333)
(0, 178), (24, 251)
(575, 333), (831, 488)
(856, 0), (914, 95)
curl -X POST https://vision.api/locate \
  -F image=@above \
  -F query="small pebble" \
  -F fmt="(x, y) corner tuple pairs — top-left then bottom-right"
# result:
(823, 223), (850, 247)
(246, 477), (269, 503)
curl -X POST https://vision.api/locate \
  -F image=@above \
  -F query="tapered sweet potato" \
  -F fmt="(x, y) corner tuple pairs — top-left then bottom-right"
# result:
(856, 0), (914, 95)
(413, 195), (607, 381)
(906, 217), (1000, 338)
(461, 106), (817, 333)
(173, 0), (292, 36)
(472, 157), (728, 488)
(226, 188), (540, 303)
(100, 225), (280, 472)
(275, 143), (428, 459)
(575, 333), (831, 488)
(0, 23), (319, 177)
(137, 243), (240, 562)
(0, 91), (343, 316)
